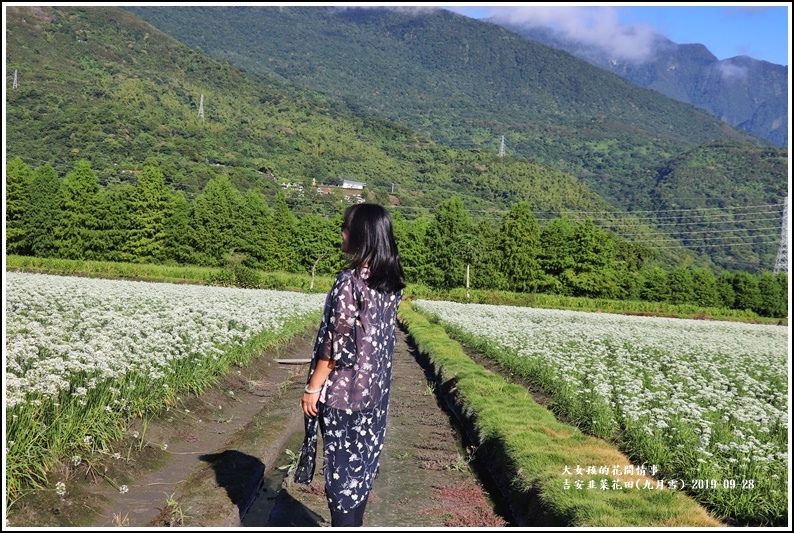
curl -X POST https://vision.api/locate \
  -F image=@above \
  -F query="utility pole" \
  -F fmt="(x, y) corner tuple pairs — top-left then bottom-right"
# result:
(12, 69), (18, 89)
(198, 93), (204, 121)
(498, 135), (505, 157)
(773, 196), (788, 275)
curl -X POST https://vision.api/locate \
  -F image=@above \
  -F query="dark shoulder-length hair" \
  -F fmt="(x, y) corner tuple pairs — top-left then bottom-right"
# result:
(343, 203), (405, 293)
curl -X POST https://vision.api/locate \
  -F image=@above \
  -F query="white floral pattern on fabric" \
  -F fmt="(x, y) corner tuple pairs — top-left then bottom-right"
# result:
(295, 267), (401, 514)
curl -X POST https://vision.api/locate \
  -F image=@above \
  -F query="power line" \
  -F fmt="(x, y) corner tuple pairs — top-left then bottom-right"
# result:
(539, 210), (783, 222)
(391, 203), (782, 252)
(572, 216), (782, 226)
(625, 233), (779, 244)
(390, 205), (782, 228)
(647, 241), (778, 249)
(532, 203), (783, 215)
(393, 204), (783, 218)
(439, 204), (783, 218)
(615, 226), (778, 237)
(533, 210), (783, 224)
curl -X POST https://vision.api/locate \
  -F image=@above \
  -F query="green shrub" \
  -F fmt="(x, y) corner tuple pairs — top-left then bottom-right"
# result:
(233, 264), (261, 289)
(208, 269), (236, 287)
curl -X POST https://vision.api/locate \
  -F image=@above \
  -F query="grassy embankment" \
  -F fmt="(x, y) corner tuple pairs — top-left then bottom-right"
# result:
(398, 303), (724, 527)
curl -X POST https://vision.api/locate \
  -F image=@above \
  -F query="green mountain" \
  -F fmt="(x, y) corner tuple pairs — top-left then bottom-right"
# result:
(645, 140), (787, 273)
(4, 5), (611, 216)
(497, 23), (789, 148)
(119, 5), (787, 273)
(122, 7), (772, 199)
(5, 6), (785, 273)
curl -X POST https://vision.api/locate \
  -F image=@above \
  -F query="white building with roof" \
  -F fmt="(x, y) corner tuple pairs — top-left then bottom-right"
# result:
(341, 179), (366, 190)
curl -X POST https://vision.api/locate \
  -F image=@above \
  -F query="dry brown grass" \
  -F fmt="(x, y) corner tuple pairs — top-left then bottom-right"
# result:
(422, 483), (508, 527)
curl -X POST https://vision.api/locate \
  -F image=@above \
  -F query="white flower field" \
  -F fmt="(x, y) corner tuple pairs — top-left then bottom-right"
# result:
(5, 272), (325, 497)
(3, 271), (788, 523)
(412, 299), (788, 522)
(6, 272), (325, 409)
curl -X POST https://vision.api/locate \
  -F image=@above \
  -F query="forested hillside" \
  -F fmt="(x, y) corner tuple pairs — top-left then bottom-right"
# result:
(123, 7), (771, 194)
(4, 6), (786, 275)
(3, 7), (675, 252)
(498, 22), (789, 148)
(4, 6), (788, 314)
(644, 141), (786, 272)
(121, 5), (788, 273)
(5, 5), (613, 215)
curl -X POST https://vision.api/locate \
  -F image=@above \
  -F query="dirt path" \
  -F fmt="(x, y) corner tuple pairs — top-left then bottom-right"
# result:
(251, 323), (511, 528)
(7, 324), (510, 528)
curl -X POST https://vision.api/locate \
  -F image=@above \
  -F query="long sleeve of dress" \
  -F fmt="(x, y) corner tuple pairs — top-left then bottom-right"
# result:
(318, 273), (359, 367)
(295, 270), (360, 485)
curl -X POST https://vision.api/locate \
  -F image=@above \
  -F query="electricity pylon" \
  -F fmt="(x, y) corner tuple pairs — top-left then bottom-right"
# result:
(773, 196), (788, 275)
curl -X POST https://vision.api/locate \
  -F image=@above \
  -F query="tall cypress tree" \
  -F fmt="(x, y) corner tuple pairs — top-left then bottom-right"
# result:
(94, 184), (135, 262)
(716, 271), (736, 309)
(294, 212), (343, 276)
(564, 218), (622, 298)
(390, 210), (410, 276)
(5, 157), (34, 255)
(164, 191), (195, 265)
(126, 165), (175, 263)
(25, 164), (62, 258)
(668, 266), (696, 305)
(775, 273), (788, 319)
(189, 174), (245, 266)
(267, 189), (298, 272)
(392, 213), (430, 285)
(238, 188), (277, 270)
(471, 218), (502, 291)
(53, 160), (101, 260)
(539, 216), (576, 279)
(424, 197), (472, 289)
(640, 266), (670, 302)
(733, 271), (762, 312)
(496, 201), (543, 293)
(691, 267), (720, 308)
(459, 230), (485, 297)
(614, 241), (653, 300)
(757, 272), (784, 318)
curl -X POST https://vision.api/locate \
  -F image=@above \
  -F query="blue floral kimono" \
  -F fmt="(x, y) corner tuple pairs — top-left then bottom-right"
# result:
(294, 267), (402, 515)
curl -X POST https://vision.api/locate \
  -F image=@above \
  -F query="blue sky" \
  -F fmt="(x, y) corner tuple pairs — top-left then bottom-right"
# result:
(443, 4), (790, 66)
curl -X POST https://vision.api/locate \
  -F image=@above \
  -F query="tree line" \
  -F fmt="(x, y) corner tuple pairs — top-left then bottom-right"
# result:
(6, 157), (787, 318)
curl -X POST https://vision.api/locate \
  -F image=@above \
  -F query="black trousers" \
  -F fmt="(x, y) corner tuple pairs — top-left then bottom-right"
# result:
(330, 493), (369, 527)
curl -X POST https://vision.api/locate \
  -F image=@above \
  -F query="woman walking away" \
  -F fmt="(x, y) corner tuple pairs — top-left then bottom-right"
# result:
(295, 203), (405, 527)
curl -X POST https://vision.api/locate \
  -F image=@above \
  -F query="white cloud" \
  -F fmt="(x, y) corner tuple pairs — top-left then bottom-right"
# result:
(716, 62), (748, 81)
(484, 6), (663, 63)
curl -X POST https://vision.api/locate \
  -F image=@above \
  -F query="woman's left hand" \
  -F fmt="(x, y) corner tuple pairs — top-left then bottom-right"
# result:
(302, 359), (335, 417)
(302, 391), (321, 417)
